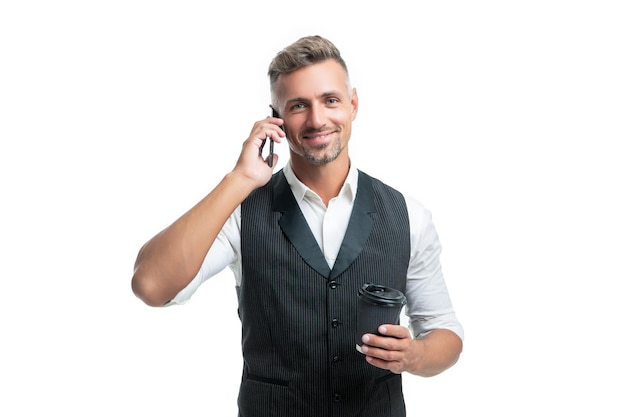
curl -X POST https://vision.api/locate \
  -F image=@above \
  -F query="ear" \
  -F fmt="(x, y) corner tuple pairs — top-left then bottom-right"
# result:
(350, 87), (359, 121)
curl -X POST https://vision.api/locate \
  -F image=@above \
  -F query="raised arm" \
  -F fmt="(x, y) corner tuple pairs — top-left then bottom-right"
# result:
(131, 116), (284, 306)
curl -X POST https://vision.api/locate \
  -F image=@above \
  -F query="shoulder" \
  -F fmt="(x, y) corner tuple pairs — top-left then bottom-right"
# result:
(358, 170), (434, 232)
(358, 170), (427, 210)
(357, 170), (404, 200)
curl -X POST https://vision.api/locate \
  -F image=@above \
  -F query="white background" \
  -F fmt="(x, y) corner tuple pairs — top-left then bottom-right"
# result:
(1, 1), (625, 415)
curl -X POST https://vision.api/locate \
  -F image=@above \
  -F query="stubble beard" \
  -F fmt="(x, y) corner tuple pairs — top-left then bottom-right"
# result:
(301, 137), (343, 166)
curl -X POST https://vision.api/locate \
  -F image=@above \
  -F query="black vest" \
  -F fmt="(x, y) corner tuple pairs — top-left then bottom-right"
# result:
(238, 170), (410, 417)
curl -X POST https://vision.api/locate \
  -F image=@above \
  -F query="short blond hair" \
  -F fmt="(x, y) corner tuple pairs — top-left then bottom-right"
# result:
(268, 35), (350, 106)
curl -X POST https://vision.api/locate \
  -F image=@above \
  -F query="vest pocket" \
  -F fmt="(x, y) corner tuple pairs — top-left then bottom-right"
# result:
(245, 372), (289, 387)
(238, 372), (291, 417)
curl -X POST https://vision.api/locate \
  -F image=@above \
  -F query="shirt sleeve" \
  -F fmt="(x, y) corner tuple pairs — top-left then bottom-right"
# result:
(404, 196), (464, 340)
(166, 206), (241, 305)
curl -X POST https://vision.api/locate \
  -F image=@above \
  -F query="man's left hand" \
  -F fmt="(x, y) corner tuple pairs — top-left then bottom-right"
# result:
(359, 325), (423, 374)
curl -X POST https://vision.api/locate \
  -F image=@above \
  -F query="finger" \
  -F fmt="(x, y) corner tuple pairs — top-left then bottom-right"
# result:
(361, 335), (395, 354)
(366, 355), (403, 374)
(378, 324), (411, 339)
(363, 333), (408, 355)
(363, 347), (402, 372)
(366, 355), (389, 369)
(249, 119), (283, 141)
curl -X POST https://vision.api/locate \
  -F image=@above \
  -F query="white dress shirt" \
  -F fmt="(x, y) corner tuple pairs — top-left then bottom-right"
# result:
(170, 163), (464, 340)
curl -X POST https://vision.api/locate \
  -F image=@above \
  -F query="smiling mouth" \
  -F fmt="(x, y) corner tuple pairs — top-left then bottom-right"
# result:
(303, 130), (335, 141)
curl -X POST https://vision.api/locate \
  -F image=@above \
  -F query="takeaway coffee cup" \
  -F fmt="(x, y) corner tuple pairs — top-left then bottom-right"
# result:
(356, 283), (407, 353)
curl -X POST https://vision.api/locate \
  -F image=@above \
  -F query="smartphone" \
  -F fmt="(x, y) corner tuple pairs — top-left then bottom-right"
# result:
(268, 108), (283, 167)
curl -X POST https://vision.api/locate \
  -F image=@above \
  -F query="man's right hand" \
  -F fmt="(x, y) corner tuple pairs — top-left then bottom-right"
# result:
(232, 116), (285, 187)
(132, 116), (285, 307)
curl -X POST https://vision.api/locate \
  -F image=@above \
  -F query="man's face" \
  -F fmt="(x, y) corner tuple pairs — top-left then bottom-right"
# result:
(275, 60), (358, 166)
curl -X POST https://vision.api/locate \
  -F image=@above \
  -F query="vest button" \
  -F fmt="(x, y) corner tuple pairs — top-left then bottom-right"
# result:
(328, 280), (339, 289)
(331, 318), (340, 328)
(333, 393), (342, 402)
(332, 356), (342, 366)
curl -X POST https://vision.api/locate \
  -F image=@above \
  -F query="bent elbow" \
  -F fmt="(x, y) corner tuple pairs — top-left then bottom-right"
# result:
(131, 271), (170, 307)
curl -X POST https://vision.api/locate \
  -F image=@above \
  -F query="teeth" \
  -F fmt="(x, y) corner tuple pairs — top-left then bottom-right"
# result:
(307, 133), (330, 139)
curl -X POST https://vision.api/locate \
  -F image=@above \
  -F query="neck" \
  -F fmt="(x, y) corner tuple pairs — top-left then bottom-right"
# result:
(290, 154), (350, 206)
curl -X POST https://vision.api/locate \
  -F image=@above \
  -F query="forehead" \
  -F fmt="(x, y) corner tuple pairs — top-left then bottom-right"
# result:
(275, 60), (349, 101)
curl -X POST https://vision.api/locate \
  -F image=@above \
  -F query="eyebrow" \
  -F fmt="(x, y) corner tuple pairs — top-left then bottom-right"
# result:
(285, 91), (342, 106)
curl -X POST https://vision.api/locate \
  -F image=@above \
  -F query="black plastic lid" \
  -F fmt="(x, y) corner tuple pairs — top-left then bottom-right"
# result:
(358, 283), (407, 307)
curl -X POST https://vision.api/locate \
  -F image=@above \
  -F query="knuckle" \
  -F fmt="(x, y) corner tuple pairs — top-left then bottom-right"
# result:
(381, 349), (395, 361)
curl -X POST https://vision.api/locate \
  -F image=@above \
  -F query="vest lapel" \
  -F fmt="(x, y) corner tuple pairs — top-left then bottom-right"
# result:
(273, 172), (331, 278)
(330, 171), (375, 280)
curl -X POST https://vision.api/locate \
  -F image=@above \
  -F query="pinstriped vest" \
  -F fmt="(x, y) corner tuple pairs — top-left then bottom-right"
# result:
(237, 170), (410, 417)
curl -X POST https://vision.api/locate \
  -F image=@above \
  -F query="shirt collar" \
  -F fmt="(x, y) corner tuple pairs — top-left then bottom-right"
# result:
(283, 161), (358, 204)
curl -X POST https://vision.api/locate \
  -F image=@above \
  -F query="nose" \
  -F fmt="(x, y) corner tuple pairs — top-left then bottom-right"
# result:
(306, 103), (325, 129)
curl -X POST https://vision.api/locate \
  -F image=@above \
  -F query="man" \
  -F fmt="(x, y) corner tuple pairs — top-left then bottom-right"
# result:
(132, 35), (463, 417)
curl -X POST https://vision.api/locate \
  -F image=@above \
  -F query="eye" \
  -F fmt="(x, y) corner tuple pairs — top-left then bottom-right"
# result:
(291, 103), (306, 111)
(326, 98), (339, 105)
